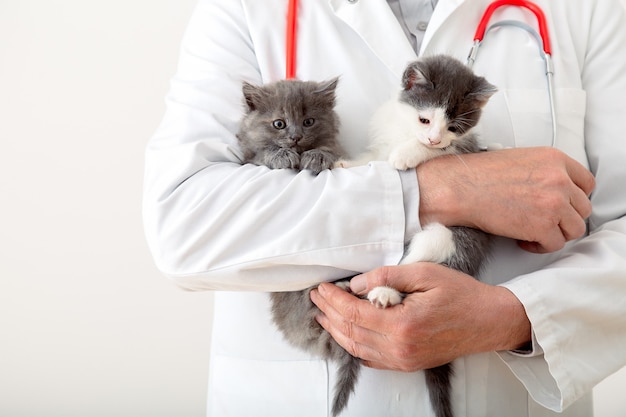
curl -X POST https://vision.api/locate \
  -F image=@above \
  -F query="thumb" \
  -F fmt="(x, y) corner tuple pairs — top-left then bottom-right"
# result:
(349, 263), (438, 296)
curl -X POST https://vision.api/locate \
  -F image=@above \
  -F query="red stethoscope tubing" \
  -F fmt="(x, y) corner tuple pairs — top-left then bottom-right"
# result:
(286, 0), (298, 79)
(473, 0), (551, 55)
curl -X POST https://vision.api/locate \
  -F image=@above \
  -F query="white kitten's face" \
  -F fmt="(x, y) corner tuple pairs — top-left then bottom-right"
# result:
(414, 107), (457, 148)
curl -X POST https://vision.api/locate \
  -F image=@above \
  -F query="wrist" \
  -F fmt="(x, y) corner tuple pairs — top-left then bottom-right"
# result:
(416, 155), (469, 227)
(487, 285), (532, 352)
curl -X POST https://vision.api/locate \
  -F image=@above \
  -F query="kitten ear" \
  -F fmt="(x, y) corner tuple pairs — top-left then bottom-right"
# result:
(312, 77), (339, 105)
(402, 62), (433, 91)
(242, 81), (267, 112)
(469, 78), (498, 107)
(315, 77), (339, 93)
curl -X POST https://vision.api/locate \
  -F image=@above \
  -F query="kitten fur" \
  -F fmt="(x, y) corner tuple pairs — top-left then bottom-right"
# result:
(235, 77), (358, 416)
(242, 55), (496, 417)
(271, 283), (359, 417)
(338, 54), (497, 417)
(236, 78), (344, 174)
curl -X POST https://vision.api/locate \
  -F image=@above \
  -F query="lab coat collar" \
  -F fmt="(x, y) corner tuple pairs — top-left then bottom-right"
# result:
(329, 0), (416, 78)
(420, 0), (467, 55)
(329, 0), (468, 77)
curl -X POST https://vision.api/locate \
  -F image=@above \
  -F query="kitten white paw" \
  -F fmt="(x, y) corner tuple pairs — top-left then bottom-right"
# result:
(367, 286), (403, 309)
(388, 152), (418, 171)
(401, 222), (456, 265)
(334, 159), (363, 168)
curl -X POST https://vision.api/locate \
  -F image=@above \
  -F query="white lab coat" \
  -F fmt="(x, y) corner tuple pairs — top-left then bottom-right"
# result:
(143, 0), (626, 416)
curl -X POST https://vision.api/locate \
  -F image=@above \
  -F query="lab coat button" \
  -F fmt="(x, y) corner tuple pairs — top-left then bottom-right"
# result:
(417, 21), (428, 31)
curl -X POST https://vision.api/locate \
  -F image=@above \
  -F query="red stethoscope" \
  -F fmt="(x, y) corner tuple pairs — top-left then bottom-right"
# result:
(286, 0), (299, 80)
(285, 0), (556, 145)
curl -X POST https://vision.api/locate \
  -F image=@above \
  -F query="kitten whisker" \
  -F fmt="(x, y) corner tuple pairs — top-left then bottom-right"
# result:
(453, 153), (471, 170)
(454, 117), (475, 127)
(456, 108), (480, 117)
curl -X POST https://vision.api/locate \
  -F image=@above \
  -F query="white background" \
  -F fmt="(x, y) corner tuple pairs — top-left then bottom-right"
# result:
(1, 1), (625, 416)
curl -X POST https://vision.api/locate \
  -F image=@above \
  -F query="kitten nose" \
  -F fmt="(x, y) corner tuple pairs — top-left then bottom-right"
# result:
(290, 134), (302, 144)
(428, 137), (441, 145)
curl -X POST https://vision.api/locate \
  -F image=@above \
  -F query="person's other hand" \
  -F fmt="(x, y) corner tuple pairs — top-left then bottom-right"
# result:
(417, 147), (595, 253)
(310, 263), (531, 372)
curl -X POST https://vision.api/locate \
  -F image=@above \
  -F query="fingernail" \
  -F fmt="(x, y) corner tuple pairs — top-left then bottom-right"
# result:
(310, 288), (319, 302)
(349, 274), (367, 295)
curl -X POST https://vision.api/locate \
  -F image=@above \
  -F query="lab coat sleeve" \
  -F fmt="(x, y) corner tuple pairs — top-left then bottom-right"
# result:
(498, 0), (626, 411)
(142, 0), (406, 292)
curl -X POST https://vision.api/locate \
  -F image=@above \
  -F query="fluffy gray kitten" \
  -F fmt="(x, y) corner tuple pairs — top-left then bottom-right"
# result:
(236, 77), (356, 416)
(236, 78), (343, 174)
(237, 56), (496, 417)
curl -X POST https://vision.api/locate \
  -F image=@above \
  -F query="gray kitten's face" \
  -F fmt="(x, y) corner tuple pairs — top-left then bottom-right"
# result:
(399, 55), (497, 147)
(241, 79), (339, 152)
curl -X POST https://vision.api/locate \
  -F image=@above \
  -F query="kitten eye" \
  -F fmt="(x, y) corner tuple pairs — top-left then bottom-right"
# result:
(448, 125), (458, 133)
(419, 116), (430, 125)
(303, 118), (315, 127)
(272, 119), (286, 129)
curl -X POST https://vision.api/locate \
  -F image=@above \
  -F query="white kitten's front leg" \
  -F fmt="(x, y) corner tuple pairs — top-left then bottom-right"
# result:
(368, 224), (455, 309)
(388, 142), (429, 170)
(335, 151), (376, 169)
(401, 222), (456, 265)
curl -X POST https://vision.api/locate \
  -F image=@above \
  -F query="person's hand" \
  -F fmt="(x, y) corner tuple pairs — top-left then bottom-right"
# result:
(310, 263), (531, 372)
(417, 147), (595, 253)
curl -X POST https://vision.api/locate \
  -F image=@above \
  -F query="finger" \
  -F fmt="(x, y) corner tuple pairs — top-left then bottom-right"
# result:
(350, 264), (439, 296)
(314, 308), (385, 362)
(569, 186), (593, 220)
(558, 206), (588, 241)
(517, 220), (567, 253)
(565, 157), (596, 197)
(519, 188), (591, 254)
(312, 283), (387, 331)
(310, 286), (387, 361)
(562, 186), (593, 241)
(361, 359), (389, 370)
(518, 239), (556, 254)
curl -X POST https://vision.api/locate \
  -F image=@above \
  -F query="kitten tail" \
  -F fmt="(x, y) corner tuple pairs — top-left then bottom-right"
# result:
(331, 355), (361, 417)
(425, 364), (454, 417)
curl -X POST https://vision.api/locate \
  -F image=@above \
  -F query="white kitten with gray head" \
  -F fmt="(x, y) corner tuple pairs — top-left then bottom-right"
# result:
(338, 54), (495, 170)
(338, 54), (497, 417)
